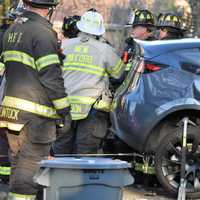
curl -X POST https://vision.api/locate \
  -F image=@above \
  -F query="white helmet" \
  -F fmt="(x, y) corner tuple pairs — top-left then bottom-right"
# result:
(77, 11), (105, 36)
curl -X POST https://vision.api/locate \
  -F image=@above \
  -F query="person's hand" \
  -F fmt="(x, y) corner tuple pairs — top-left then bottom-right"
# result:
(57, 114), (72, 134)
(48, 155), (55, 160)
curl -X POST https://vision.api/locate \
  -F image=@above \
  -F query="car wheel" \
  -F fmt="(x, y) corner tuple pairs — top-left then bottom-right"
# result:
(155, 125), (200, 199)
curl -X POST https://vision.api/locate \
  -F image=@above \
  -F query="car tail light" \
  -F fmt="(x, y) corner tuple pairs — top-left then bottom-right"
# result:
(145, 63), (161, 71)
(144, 61), (168, 73)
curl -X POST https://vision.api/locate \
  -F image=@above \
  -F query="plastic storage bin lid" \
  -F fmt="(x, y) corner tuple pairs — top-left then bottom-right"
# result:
(39, 157), (131, 169)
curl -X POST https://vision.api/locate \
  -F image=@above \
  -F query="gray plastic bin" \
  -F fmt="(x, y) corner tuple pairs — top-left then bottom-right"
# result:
(34, 157), (134, 200)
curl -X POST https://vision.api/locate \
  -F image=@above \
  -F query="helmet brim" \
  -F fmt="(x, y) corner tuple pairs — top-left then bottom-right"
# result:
(124, 23), (155, 29)
(23, 0), (58, 8)
(157, 25), (186, 32)
(132, 23), (155, 27)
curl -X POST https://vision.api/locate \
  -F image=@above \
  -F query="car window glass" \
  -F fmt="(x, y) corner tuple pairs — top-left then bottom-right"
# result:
(174, 48), (200, 74)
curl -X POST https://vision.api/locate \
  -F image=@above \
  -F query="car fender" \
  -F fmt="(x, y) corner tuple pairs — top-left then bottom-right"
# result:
(144, 99), (200, 152)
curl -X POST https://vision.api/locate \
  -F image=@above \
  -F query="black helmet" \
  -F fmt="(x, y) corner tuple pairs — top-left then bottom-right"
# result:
(2, 9), (16, 21)
(62, 15), (80, 38)
(9, 0), (26, 19)
(1, 0), (25, 22)
(22, 0), (58, 8)
(157, 13), (184, 32)
(127, 9), (155, 27)
(87, 8), (98, 12)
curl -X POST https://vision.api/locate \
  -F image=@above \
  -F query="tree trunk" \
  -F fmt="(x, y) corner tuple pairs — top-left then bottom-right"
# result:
(189, 0), (200, 37)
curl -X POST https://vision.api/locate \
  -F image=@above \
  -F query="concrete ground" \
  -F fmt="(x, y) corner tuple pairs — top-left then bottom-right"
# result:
(123, 185), (175, 200)
(0, 180), (8, 200)
(0, 181), (175, 200)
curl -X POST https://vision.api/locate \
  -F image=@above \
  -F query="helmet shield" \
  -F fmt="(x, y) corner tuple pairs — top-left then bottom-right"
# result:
(157, 13), (185, 32)
(126, 9), (155, 28)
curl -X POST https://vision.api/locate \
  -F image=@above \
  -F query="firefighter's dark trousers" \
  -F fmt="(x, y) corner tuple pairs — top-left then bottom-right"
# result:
(52, 111), (108, 154)
(6, 127), (51, 197)
(0, 128), (10, 181)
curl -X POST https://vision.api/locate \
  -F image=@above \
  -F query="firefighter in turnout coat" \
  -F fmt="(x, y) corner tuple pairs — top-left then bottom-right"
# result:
(0, 0), (70, 199)
(52, 10), (124, 154)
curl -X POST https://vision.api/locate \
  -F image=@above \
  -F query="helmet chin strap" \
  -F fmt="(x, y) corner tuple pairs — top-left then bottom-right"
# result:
(47, 7), (55, 21)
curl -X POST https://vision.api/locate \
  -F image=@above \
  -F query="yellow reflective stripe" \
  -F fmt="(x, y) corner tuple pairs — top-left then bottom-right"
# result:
(63, 62), (107, 77)
(8, 192), (36, 200)
(134, 163), (155, 175)
(0, 62), (5, 70)
(68, 96), (96, 105)
(125, 63), (132, 71)
(0, 166), (11, 175)
(111, 100), (117, 110)
(52, 97), (69, 110)
(2, 96), (59, 119)
(3, 51), (36, 69)
(69, 96), (111, 112)
(0, 121), (24, 131)
(94, 100), (111, 112)
(110, 60), (124, 77)
(70, 112), (88, 120)
(36, 54), (60, 71)
(63, 67), (108, 77)
(64, 62), (104, 71)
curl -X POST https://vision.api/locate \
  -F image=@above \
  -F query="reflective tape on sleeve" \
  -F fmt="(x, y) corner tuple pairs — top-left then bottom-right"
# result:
(0, 166), (11, 175)
(3, 51), (36, 69)
(68, 96), (96, 105)
(109, 59), (124, 78)
(93, 99), (111, 112)
(0, 62), (5, 70)
(8, 192), (36, 200)
(52, 97), (69, 110)
(36, 54), (60, 71)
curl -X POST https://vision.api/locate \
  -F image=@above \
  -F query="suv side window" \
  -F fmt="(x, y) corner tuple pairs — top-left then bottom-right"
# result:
(175, 48), (200, 74)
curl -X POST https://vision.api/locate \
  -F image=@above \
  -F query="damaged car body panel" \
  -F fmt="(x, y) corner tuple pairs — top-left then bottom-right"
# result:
(110, 38), (200, 153)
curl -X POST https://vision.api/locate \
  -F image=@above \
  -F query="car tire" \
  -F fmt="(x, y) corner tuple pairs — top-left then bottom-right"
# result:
(155, 124), (200, 199)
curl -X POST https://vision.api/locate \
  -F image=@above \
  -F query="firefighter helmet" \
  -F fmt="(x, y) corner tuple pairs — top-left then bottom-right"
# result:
(22, 0), (58, 8)
(2, 0), (25, 21)
(76, 10), (105, 36)
(127, 9), (155, 27)
(157, 13), (184, 32)
(9, 0), (26, 19)
(62, 15), (80, 38)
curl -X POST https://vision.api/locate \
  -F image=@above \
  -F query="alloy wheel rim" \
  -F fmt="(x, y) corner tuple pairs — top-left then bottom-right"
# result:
(160, 138), (200, 193)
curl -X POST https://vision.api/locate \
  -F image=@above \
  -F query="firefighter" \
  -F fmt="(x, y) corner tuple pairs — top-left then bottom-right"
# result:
(62, 15), (80, 39)
(52, 10), (124, 154)
(157, 13), (185, 40)
(0, 2), (24, 183)
(0, 0), (70, 199)
(122, 9), (156, 72)
(0, 6), (16, 71)
(61, 15), (81, 58)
